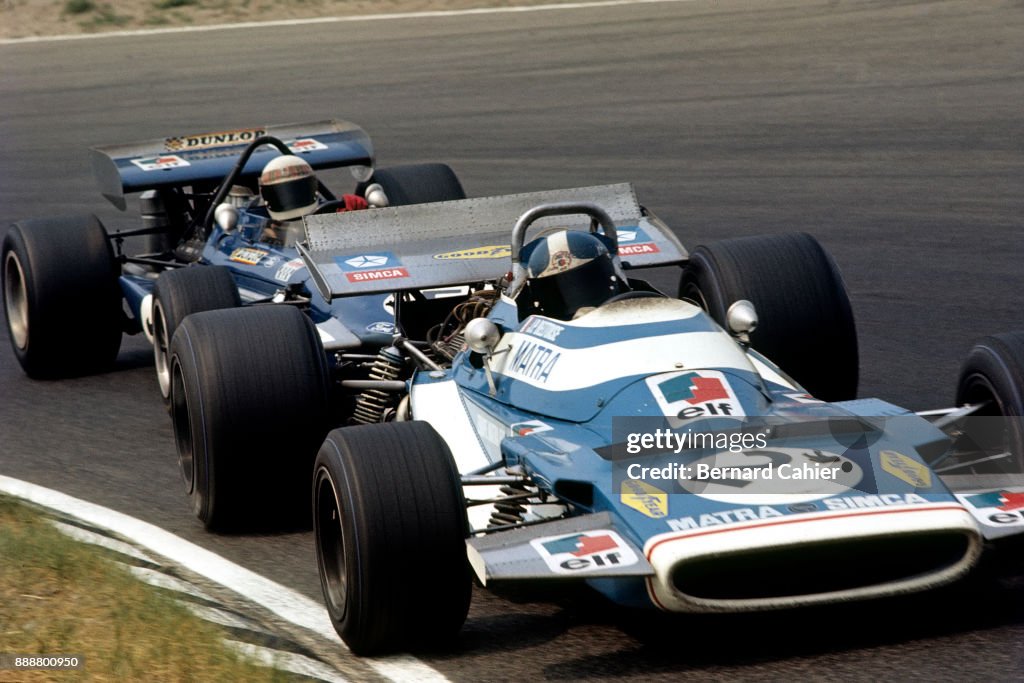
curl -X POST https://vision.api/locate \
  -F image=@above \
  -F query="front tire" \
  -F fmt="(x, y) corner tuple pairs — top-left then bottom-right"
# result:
(679, 232), (858, 402)
(152, 266), (240, 406)
(2, 215), (122, 378)
(955, 332), (1024, 472)
(313, 422), (471, 655)
(169, 305), (330, 530)
(362, 163), (466, 206)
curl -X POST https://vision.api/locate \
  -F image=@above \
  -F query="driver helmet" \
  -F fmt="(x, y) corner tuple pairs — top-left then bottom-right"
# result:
(521, 229), (626, 320)
(259, 155), (318, 221)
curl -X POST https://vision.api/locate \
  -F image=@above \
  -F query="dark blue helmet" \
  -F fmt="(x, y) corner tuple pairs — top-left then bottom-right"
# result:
(520, 230), (625, 320)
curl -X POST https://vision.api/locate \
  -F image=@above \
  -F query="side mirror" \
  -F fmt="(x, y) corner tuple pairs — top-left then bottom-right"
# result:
(464, 318), (504, 395)
(726, 299), (758, 345)
(214, 203), (239, 232)
(364, 183), (389, 208)
(465, 318), (501, 355)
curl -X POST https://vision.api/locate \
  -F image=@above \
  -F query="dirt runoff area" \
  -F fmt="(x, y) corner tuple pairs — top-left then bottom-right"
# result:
(1, 0), (606, 40)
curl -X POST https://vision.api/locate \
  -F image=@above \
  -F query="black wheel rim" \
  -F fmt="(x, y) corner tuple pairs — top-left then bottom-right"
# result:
(315, 468), (348, 617)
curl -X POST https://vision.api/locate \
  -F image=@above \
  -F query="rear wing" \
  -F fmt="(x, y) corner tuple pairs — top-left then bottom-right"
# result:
(90, 119), (373, 210)
(297, 183), (688, 301)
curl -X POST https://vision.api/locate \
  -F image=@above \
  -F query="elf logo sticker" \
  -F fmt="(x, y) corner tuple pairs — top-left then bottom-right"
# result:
(646, 370), (745, 419)
(510, 420), (552, 437)
(131, 155), (189, 171)
(286, 137), (328, 153)
(965, 490), (1024, 511)
(530, 530), (638, 575)
(962, 489), (1024, 526)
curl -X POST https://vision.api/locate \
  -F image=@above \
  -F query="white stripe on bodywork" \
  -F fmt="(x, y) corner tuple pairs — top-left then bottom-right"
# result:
(409, 380), (510, 532)
(410, 380), (493, 473)
(492, 330), (754, 391)
(566, 297), (703, 327)
(747, 354), (798, 391)
(645, 504), (980, 613)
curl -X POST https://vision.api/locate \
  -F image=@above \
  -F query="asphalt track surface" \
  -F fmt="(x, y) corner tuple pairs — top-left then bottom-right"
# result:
(1, 0), (1023, 679)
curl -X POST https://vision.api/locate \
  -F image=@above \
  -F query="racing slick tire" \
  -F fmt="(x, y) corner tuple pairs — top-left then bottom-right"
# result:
(955, 331), (1024, 472)
(361, 163), (466, 206)
(678, 232), (858, 402)
(2, 215), (122, 378)
(169, 305), (330, 530)
(313, 421), (471, 655)
(152, 266), (240, 407)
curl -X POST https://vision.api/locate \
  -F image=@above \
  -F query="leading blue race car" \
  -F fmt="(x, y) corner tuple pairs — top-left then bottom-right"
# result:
(270, 184), (1022, 655)
(133, 176), (1023, 653)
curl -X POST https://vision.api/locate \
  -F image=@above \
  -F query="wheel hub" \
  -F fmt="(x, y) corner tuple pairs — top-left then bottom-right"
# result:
(4, 251), (29, 350)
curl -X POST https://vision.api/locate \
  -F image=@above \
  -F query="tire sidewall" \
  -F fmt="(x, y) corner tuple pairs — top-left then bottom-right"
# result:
(3, 217), (122, 376)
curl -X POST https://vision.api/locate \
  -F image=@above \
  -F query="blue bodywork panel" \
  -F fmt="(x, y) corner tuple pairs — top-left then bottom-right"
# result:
(419, 297), (968, 609)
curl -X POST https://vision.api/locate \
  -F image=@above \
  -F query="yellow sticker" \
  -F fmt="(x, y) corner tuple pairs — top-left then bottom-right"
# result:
(165, 128), (266, 152)
(229, 247), (267, 266)
(620, 479), (668, 519)
(433, 245), (511, 260)
(880, 450), (931, 489)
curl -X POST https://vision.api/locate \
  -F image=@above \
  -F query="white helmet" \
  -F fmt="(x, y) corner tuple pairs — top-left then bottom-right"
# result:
(259, 155), (318, 221)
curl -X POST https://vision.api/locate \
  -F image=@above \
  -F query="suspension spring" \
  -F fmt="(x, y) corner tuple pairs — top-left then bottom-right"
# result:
(488, 481), (533, 527)
(351, 346), (404, 425)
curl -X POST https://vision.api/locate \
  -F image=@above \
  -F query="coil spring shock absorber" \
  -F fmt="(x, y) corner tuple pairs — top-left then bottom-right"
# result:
(351, 346), (404, 424)
(488, 480), (532, 527)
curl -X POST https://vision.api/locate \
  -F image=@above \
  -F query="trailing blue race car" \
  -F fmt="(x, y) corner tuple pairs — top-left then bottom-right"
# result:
(2, 121), (465, 527)
(3, 119), (464, 385)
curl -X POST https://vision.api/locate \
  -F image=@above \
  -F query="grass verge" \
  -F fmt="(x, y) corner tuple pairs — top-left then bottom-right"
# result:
(0, 494), (292, 682)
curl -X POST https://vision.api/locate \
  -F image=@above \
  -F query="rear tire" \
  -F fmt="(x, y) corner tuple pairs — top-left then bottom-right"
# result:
(169, 305), (330, 530)
(956, 332), (1024, 472)
(313, 422), (471, 655)
(2, 215), (122, 378)
(679, 232), (858, 402)
(152, 266), (240, 406)
(362, 163), (466, 206)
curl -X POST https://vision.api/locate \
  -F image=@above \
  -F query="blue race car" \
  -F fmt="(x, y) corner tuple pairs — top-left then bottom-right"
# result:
(265, 184), (1021, 655)
(2, 119), (464, 386)
(3, 120), (466, 528)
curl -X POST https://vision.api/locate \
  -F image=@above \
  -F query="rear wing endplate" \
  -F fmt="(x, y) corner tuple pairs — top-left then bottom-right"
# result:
(298, 183), (687, 301)
(90, 119), (373, 210)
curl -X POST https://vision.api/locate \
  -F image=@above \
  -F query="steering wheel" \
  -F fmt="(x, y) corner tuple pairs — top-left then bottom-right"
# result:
(311, 199), (349, 215)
